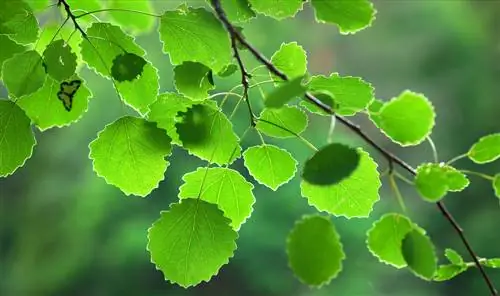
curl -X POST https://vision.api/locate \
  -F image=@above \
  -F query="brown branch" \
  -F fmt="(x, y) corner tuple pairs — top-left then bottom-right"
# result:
(57, 0), (87, 38)
(210, 0), (498, 294)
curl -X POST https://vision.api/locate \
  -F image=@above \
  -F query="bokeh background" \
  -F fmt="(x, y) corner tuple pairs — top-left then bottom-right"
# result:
(1, 0), (499, 295)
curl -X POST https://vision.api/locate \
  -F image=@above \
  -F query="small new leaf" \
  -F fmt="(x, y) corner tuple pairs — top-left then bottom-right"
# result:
(286, 215), (345, 287)
(415, 163), (469, 202)
(467, 133), (500, 164)
(148, 199), (237, 287)
(302, 143), (360, 185)
(243, 144), (297, 191)
(111, 52), (147, 82)
(270, 42), (308, 81)
(433, 264), (467, 282)
(310, 0), (376, 34)
(444, 249), (464, 266)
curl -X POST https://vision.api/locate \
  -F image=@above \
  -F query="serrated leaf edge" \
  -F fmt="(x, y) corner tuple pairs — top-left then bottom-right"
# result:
(146, 198), (238, 288)
(250, 0), (306, 21)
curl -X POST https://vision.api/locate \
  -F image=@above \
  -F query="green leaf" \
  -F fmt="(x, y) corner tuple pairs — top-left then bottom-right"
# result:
(493, 174), (500, 199)
(110, 52), (147, 82)
(402, 229), (437, 280)
(147, 92), (193, 145)
(0, 0), (39, 44)
(107, 0), (155, 33)
(17, 76), (92, 130)
(310, 0), (376, 34)
(217, 63), (238, 77)
(217, 0), (255, 23)
(302, 143), (360, 185)
(366, 213), (414, 268)
(80, 22), (159, 114)
(308, 74), (374, 116)
(2, 50), (45, 98)
(286, 215), (345, 287)
(179, 167), (255, 230)
(0, 99), (36, 177)
(270, 42), (307, 81)
(89, 116), (172, 197)
(176, 104), (241, 165)
(415, 163), (469, 202)
(433, 264), (467, 281)
(25, 0), (49, 11)
(264, 76), (306, 108)
(159, 5), (232, 73)
(444, 249), (464, 266)
(174, 62), (215, 100)
(467, 133), (500, 164)
(43, 39), (77, 81)
(256, 105), (307, 138)
(299, 91), (336, 116)
(301, 148), (380, 218)
(367, 98), (384, 128)
(243, 144), (297, 191)
(378, 90), (435, 146)
(148, 199), (237, 287)
(482, 258), (500, 268)
(0, 35), (26, 78)
(35, 22), (83, 65)
(248, 0), (305, 20)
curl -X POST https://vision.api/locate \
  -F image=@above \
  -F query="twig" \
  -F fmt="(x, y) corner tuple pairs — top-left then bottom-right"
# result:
(211, 0), (256, 127)
(210, 0), (497, 294)
(57, 0), (87, 38)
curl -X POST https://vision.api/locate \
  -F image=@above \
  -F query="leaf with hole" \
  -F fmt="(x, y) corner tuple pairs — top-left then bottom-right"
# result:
(301, 148), (380, 218)
(467, 133), (500, 164)
(43, 39), (77, 81)
(148, 199), (237, 287)
(89, 116), (172, 197)
(243, 144), (297, 190)
(287, 215), (345, 287)
(179, 167), (255, 230)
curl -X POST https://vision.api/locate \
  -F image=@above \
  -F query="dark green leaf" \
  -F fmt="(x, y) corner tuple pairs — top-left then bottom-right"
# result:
(402, 229), (437, 280)
(111, 52), (147, 82)
(264, 76), (306, 108)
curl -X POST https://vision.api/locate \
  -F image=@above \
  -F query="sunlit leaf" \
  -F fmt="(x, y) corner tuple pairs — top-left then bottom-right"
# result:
(243, 144), (297, 190)
(0, 0), (39, 44)
(256, 105), (307, 138)
(302, 143), (360, 186)
(174, 62), (215, 100)
(217, 0), (255, 23)
(43, 39), (77, 81)
(482, 258), (500, 268)
(17, 75), (92, 130)
(402, 229), (437, 280)
(367, 213), (414, 268)
(0, 100), (36, 177)
(176, 104), (241, 165)
(80, 22), (159, 114)
(310, 0), (376, 34)
(467, 133), (500, 164)
(179, 167), (255, 230)
(270, 42), (307, 81)
(2, 50), (45, 98)
(107, 0), (155, 33)
(148, 199), (237, 287)
(367, 98), (384, 128)
(433, 264), (467, 282)
(0, 35), (26, 78)
(415, 163), (469, 202)
(444, 249), (464, 266)
(378, 90), (435, 146)
(248, 0), (305, 20)
(89, 116), (172, 197)
(159, 5), (232, 72)
(287, 215), (345, 287)
(308, 74), (374, 116)
(301, 148), (380, 218)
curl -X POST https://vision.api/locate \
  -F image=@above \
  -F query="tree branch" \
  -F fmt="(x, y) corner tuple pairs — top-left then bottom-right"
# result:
(57, 0), (87, 38)
(210, 0), (497, 294)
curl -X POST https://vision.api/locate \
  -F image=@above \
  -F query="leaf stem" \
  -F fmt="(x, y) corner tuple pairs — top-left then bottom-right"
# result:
(427, 136), (439, 163)
(389, 174), (407, 213)
(74, 8), (161, 19)
(256, 119), (317, 152)
(447, 153), (468, 165)
(460, 170), (494, 181)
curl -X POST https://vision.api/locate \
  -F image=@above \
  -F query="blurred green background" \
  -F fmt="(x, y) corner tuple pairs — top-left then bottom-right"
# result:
(1, 0), (499, 295)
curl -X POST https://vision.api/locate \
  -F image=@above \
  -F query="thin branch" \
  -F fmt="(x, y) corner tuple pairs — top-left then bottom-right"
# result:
(209, 0), (497, 294)
(57, 0), (87, 38)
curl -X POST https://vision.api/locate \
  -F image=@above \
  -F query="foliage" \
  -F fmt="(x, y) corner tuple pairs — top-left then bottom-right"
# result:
(0, 0), (498, 294)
